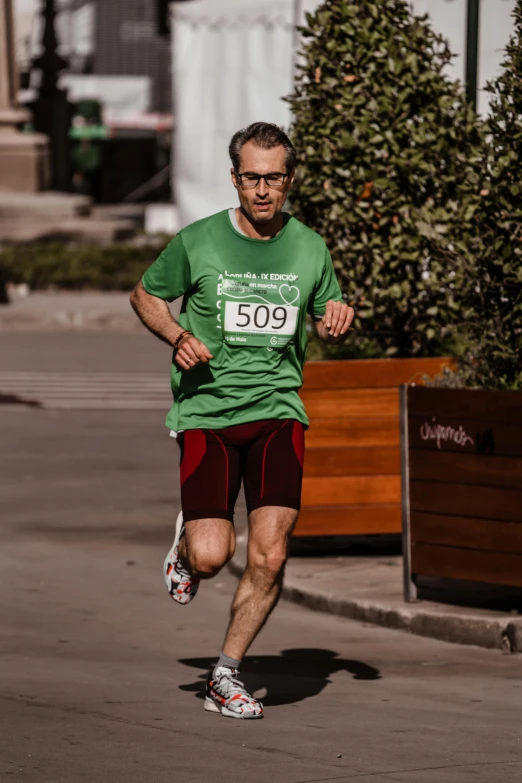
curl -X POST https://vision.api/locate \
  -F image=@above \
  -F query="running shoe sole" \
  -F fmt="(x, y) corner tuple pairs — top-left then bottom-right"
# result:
(163, 511), (200, 603)
(204, 696), (264, 720)
(163, 510), (185, 590)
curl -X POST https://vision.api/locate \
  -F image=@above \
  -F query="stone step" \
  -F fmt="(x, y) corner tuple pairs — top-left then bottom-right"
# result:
(0, 217), (136, 243)
(0, 191), (92, 221)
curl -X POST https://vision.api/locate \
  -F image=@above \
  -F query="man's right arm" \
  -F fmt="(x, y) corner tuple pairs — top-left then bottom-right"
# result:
(130, 280), (212, 370)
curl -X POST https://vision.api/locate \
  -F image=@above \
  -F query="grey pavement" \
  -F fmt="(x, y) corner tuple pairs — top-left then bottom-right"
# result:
(2, 406), (522, 783)
(0, 287), (180, 334)
(2, 331), (522, 653)
(0, 198), (145, 243)
(0, 332), (169, 373)
(0, 291), (152, 333)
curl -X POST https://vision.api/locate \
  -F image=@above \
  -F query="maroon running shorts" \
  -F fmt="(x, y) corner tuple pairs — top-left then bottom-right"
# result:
(175, 419), (305, 522)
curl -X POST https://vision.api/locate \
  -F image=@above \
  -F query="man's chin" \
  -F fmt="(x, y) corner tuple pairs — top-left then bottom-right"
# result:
(252, 214), (274, 224)
(249, 208), (276, 224)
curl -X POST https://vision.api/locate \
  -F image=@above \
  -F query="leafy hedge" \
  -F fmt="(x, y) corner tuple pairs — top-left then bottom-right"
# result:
(288, 0), (484, 359)
(0, 242), (164, 291)
(458, 2), (522, 390)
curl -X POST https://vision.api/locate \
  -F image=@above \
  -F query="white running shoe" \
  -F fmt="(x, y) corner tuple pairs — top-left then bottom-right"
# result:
(163, 511), (200, 605)
(205, 666), (264, 719)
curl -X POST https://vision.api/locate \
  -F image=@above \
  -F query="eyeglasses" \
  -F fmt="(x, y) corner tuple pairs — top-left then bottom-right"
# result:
(236, 172), (289, 189)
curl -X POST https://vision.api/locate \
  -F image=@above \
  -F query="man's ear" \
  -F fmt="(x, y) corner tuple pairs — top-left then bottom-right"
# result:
(287, 170), (296, 190)
(231, 168), (239, 190)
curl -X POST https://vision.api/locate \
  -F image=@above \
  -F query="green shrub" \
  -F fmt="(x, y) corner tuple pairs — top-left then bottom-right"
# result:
(288, 0), (484, 359)
(0, 241), (165, 291)
(458, 1), (522, 390)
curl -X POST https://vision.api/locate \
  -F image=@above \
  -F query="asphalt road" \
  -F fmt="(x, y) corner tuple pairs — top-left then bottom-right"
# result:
(1, 334), (521, 783)
(0, 332), (169, 373)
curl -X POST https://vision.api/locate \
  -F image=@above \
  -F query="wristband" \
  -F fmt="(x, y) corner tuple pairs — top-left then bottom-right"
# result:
(173, 330), (192, 353)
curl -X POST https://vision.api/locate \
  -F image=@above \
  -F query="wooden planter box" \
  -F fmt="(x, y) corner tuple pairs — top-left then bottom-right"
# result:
(401, 386), (522, 600)
(293, 357), (453, 537)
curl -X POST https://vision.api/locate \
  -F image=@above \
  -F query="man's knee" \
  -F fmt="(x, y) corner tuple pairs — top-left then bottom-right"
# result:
(181, 518), (235, 578)
(186, 547), (231, 578)
(248, 544), (287, 583)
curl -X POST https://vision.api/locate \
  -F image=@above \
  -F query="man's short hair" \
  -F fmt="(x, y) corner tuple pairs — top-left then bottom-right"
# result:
(229, 122), (297, 173)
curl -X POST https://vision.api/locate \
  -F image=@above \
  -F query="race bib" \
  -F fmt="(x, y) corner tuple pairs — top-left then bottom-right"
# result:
(221, 277), (299, 348)
(224, 300), (298, 347)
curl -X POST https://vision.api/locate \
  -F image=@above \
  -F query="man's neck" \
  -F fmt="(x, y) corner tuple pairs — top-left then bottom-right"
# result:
(235, 207), (283, 240)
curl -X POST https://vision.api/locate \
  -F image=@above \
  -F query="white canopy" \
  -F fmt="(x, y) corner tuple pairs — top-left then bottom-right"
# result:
(171, 0), (297, 228)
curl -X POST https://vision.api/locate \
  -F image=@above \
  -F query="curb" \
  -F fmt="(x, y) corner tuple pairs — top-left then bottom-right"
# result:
(227, 556), (522, 653)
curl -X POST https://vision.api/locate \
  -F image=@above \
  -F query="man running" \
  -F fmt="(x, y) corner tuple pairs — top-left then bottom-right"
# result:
(130, 122), (354, 720)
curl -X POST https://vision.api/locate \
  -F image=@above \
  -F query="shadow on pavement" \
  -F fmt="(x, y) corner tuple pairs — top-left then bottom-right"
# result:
(417, 576), (522, 612)
(0, 391), (41, 407)
(178, 648), (381, 707)
(289, 534), (402, 558)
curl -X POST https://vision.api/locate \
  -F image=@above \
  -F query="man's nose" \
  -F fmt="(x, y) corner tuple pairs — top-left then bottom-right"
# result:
(256, 177), (269, 197)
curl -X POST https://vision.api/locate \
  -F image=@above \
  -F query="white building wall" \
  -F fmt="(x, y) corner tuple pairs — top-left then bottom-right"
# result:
(298, 0), (517, 115)
(478, 0), (517, 112)
(410, 0), (516, 114)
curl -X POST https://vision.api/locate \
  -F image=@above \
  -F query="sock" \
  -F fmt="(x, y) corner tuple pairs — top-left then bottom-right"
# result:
(215, 652), (241, 673)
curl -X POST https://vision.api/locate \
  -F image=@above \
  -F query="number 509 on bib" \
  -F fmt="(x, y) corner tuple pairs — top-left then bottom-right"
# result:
(223, 301), (299, 348)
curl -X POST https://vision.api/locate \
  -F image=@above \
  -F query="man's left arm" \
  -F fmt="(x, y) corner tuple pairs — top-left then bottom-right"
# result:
(311, 246), (355, 344)
(314, 300), (354, 344)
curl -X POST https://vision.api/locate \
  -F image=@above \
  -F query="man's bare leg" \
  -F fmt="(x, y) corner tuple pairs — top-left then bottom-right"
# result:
(164, 515), (235, 605)
(221, 506), (298, 660)
(178, 517), (235, 578)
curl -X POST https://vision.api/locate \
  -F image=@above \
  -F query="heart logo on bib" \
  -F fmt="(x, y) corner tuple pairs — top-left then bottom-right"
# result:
(279, 284), (300, 306)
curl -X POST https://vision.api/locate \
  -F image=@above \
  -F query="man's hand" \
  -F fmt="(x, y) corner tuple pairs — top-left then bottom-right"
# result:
(315, 300), (355, 343)
(175, 334), (213, 370)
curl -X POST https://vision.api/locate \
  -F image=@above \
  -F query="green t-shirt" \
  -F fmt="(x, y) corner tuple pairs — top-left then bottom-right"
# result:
(142, 209), (342, 431)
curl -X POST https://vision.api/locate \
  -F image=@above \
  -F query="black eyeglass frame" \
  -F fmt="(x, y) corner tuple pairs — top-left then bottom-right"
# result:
(235, 171), (290, 189)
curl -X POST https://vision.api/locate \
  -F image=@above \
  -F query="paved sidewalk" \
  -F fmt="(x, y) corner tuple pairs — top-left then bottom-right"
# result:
(0, 291), (138, 332)
(0, 198), (145, 243)
(229, 536), (522, 653)
(0, 290), (181, 332)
